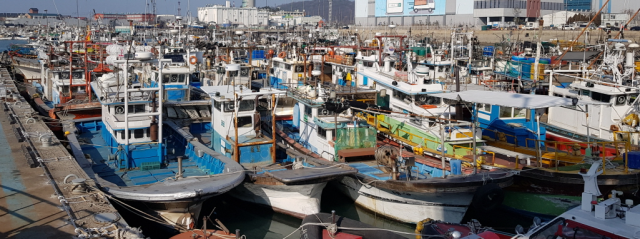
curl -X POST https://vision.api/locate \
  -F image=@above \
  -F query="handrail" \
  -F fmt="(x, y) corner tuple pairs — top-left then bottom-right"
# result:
(452, 145), (496, 166)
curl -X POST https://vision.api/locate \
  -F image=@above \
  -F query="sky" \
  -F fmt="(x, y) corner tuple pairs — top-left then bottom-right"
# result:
(1, 0), (639, 16)
(0, 0), (295, 16)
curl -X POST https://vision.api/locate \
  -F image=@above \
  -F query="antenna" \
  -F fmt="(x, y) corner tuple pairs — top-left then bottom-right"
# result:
(178, 1), (182, 16)
(328, 0), (332, 25)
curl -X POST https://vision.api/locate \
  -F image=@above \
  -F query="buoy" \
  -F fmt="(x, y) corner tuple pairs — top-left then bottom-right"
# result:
(189, 56), (197, 65)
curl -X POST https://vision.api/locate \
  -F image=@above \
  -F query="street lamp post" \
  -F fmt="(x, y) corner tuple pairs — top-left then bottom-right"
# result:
(45, 10), (48, 37)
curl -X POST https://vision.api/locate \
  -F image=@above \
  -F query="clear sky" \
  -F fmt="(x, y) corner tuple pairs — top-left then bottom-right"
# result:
(1, 0), (639, 16)
(0, 0), (294, 16)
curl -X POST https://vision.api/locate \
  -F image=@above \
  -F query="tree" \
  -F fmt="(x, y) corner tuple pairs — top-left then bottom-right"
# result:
(513, 7), (522, 25)
(622, 9), (639, 26)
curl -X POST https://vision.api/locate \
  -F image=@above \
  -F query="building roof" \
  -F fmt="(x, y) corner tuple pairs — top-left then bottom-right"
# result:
(29, 8), (38, 11)
(29, 13), (63, 17)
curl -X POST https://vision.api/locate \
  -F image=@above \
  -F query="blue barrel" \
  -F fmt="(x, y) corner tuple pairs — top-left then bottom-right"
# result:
(483, 46), (494, 56)
(521, 59), (534, 78)
(251, 50), (265, 59)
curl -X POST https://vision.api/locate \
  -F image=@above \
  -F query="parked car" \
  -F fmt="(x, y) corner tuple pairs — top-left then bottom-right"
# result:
(630, 26), (640, 31)
(561, 25), (575, 30)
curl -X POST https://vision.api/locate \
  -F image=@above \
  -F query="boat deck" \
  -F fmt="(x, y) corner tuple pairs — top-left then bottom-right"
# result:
(348, 160), (433, 180)
(77, 130), (209, 186)
(0, 68), (133, 237)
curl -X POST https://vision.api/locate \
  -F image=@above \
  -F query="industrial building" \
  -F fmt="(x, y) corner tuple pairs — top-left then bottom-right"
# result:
(354, 0), (587, 27)
(564, 0), (592, 11)
(601, 13), (630, 27)
(197, 1), (269, 26)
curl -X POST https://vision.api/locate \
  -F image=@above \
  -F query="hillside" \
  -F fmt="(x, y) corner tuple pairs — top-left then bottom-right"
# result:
(272, 0), (354, 25)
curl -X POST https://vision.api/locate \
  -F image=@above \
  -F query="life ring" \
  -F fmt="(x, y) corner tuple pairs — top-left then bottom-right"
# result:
(278, 52), (286, 58)
(189, 56), (197, 65)
(471, 183), (504, 212)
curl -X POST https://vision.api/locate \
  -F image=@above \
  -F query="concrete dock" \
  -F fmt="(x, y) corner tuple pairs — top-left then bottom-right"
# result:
(0, 67), (142, 238)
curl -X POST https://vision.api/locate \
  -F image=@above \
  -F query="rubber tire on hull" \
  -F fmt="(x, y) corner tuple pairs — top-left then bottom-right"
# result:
(472, 183), (505, 212)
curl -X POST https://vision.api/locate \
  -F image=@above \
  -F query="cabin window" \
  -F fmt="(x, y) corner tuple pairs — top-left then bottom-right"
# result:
(304, 105), (312, 117)
(317, 127), (328, 139)
(629, 94), (638, 105)
(499, 107), (512, 118)
(235, 116), (252, 128)
(591, 92), (611, 103)
(514, 108), (526, 117)
(553, 93), (563, 97)
(238, 100), (255, 112)
(133, 129), (145, 139)
(128, 104), (146, 114)
(317, 108), (335, 116)
(119, 131), (125, 140)
(284, 64), (291, 70)
(479, 103), (491, 112)
(580, 89), (590, 97)
(223, 102), (235, 112)
(392, 90), (411, 103)
(178, 74), (186, 83)
(615, 95), (627, 106)
(499, 107), (526, 118)
(213, 100), (222, 111)
(61, 85), (70, 94)
(415, 95), (441, 105)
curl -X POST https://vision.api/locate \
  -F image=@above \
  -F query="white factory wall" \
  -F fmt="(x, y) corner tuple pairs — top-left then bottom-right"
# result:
(197, 6), (268, 26)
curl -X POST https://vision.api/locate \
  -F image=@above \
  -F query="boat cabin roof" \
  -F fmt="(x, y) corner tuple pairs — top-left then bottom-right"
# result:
(200, 85), (284, 102)
(432, 90), (609, 109)
(570, 81), (638, 95)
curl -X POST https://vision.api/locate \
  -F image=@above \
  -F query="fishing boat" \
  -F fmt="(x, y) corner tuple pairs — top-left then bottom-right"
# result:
(544, 41), (640, 145)
(275, 71), (512, 223)
(431, 90), (640, 219)
(199, 66), (356, 218)
(64, 59), (245, 231)
(492, 161), (640, 239)
(8, 42), (42, 81)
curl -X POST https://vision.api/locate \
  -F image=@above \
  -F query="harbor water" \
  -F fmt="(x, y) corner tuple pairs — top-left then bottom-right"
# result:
(0, 39), (28, 51)
(117, 182), (532, 239)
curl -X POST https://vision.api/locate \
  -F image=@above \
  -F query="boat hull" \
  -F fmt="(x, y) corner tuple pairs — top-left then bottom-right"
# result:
(335, 176), (473, 224)
(229, 181), (327, 218)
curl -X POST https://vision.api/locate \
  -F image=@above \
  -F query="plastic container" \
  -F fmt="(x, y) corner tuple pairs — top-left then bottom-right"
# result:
(624, 152), (640, 169)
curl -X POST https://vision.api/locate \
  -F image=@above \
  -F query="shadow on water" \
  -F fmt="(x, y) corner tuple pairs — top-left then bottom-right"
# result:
(118, 183), (535, 239)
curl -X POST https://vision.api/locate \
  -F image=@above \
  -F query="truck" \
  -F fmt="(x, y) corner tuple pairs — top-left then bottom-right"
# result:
(522, 21), (540, 30)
